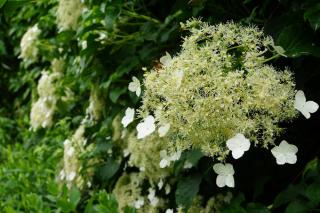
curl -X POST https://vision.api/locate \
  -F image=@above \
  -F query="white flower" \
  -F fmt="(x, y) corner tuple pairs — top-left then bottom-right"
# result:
(294, 90), (319, 119)
(158, 123), (170, 137)
(59, 170), (65, 180)
(166, 209), (174, 213)
(67, 171), (76, 181)
(159, 150), (171, 168)
(174, 70), (184, 88)
(170, 151), (181, 161)
(271, 140), (298, 165)
(159, 150), (181, 168)
(134, 198), (144, 209)
(123, 149), (130, 157)
(226, 133), (250, 159)
(121, 108), (135, 127)
(160, 52), (172, 67)
(158, 179), (164, 190)
(147, 188), (159, 207)
(165, 184), (171, 194)
(183, 161), (193, 169)
(213, 163), (235, 188)
(136, 115), (156, 139)
(128, 76), (141, 97)
(66, 146), (75, 157)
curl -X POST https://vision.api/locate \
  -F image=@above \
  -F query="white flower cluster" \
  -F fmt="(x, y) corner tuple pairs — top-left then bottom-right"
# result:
(19, 24), (41, 61)
(59, 125), (87, 189)
(213, 88), (318, 188)
(124, 75), (318, 189)
(56, 0), (83, 31)
(30, 71), (61, 129)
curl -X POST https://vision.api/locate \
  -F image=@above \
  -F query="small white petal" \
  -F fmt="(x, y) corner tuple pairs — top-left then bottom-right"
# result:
(128, 76), (141, 97)
(160, 159), (170, 168)
(225, 175), (235, 188)
(66, 147), (75, 157)
(136, 115), (156, 139)
(67, 171), (76, 181)
(158, 123), (170, 137)
(183, 161), (193, 169)
(158, 179), (164, 190)
(216, 175), (226, 187)
(160, 52), (172, 67)
(121, 108), (135, 127)
(165, 209), (174, 213)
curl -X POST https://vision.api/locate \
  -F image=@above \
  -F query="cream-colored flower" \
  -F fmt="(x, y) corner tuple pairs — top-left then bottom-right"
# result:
(294, 90), (319, 119)
(226, 133), (250, 159)
(158, 123), (170, 137)
(121, 108), (135, 127)
(271, 140), (298, 165)
(160, 52), (172, 67)
(213, 163), (235, 188)
(128, 76), (141, 97)
(136, 115), (156, 139)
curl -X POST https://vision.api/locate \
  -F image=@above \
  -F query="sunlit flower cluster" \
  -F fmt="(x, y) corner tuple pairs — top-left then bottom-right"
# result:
(56, 0), (83, 31)
(59, 125), (87, 189)
(139, 19), (298, 159)
(19, 24), (41, 61)
(30, 70), (61, 129)
(85, 86), (104, 122)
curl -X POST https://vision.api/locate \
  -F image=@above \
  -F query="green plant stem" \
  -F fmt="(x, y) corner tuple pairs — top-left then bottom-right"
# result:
(262, 54), (281, 63)
(123, 10), (160, 24)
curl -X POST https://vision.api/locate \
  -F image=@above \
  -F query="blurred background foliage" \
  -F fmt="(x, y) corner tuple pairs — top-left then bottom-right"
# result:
(0, 0), (319, 212)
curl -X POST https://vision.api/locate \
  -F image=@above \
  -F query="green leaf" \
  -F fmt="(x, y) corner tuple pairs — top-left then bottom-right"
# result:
(303, 158), (318, 178)
(304, 3), (320, 31)
(246, 203), (270, 213)
(98, 160), (120, 181)
(305, 183), (320, 203)
(273, 184), (305, 208)
(0, 0), (6, 8)
(109, 87), (127, 103)
(285, 201), (309, 213)
(69, 187), (81, 209)
(175, 174), (202, 208)
(276, 24), (320, 57)
(185, 149), (203, 166)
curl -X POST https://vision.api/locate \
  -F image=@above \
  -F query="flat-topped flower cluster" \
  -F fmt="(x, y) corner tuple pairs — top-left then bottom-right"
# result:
(137, 19), (298, 158)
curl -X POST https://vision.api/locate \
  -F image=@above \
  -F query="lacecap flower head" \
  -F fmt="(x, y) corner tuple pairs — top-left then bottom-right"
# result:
(138, 19), (298, 159)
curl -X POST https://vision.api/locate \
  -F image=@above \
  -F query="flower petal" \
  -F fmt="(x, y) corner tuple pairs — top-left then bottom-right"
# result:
(216, 175), (226, 187)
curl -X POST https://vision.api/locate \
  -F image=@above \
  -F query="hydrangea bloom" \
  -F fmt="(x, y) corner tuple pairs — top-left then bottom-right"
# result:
(294, 90), (319, 119)
(271, 140), (298, 165)
(56, 0), (83, 31)
(226, 133), (250, 159)
(139, 19), (297, 159)
(20, 24), (41, 61)
(213, 163), (235, 188)
(128, 76), (141, 97)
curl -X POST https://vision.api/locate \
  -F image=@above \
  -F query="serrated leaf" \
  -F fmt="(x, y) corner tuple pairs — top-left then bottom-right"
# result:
(175, 174), (202, 208)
